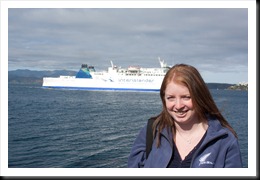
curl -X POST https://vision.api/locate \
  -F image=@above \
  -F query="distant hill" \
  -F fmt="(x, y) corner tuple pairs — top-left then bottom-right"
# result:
(9, 69), (77, 78)
(8, 69), (235, 89)
(8, 69), (77, 84)
(206, 83), (235, 90)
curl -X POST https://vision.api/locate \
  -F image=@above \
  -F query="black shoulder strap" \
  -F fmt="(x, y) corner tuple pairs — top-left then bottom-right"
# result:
(146, 118), (156, 159)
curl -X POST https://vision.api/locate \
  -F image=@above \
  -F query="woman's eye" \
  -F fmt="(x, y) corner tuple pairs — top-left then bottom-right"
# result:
(167, 97), (175, 101)
(183, 96), (191, 100)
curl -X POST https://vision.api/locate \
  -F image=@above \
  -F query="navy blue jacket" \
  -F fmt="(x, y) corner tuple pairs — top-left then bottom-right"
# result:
(128, 117), (243, 168)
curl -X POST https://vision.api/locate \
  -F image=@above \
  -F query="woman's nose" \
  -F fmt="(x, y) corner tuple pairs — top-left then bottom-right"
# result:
(174, 99), (184, 110)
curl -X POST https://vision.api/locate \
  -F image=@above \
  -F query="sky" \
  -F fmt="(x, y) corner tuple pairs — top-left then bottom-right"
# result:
(7, 7), (249, 84)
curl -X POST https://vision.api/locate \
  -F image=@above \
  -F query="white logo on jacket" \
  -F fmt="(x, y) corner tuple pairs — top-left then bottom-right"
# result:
(199, 153), (214, 166)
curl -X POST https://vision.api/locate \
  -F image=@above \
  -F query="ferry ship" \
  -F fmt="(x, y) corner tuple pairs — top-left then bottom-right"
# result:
(42, 57), (171, 92)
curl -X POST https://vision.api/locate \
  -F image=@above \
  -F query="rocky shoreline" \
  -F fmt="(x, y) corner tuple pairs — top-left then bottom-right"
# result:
(227, 82), (248, 91)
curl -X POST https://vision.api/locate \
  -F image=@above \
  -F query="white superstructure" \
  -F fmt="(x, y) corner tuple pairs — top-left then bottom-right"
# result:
(42, 57), (170, 92)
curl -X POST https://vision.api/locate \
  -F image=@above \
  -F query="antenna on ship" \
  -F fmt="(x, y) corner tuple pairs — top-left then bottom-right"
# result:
(110, 60), (114, 68)
(158, 57), (167, 68)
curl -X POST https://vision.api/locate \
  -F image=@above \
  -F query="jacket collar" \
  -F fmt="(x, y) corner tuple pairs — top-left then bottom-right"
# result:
(160, 126), (173, 147)
(205, 117), (228, 140)
(157, 116), (227, 147)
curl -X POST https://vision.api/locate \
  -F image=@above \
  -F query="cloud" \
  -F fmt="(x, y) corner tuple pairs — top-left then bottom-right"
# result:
(8, 8), (248, 83)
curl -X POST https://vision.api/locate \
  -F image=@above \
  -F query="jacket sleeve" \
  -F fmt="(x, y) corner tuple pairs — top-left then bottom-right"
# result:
(127, 124), (147, 168)
(224, 137), (243, 168)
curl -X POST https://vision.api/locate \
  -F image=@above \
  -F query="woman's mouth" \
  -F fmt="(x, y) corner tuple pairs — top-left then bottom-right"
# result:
(174, 110), (188, 117)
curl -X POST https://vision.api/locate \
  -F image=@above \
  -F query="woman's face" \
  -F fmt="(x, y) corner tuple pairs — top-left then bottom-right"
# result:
(164, 81), (197, 125)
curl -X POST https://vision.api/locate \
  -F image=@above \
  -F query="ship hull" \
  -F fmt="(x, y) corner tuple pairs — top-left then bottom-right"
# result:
(42, 76), (164, 92)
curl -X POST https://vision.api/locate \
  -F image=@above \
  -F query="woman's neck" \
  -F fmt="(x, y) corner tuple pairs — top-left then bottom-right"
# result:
(174, 118), (208, 136)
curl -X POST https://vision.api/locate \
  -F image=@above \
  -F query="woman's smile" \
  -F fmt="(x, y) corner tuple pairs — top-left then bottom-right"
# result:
(174, 110), (189, 117)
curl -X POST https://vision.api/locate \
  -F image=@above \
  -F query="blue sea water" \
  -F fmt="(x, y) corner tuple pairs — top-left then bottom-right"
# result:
(8, 84), (248, 168)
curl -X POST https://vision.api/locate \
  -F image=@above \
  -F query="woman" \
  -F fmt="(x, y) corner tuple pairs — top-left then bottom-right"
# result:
(128, 64), (243, 168)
